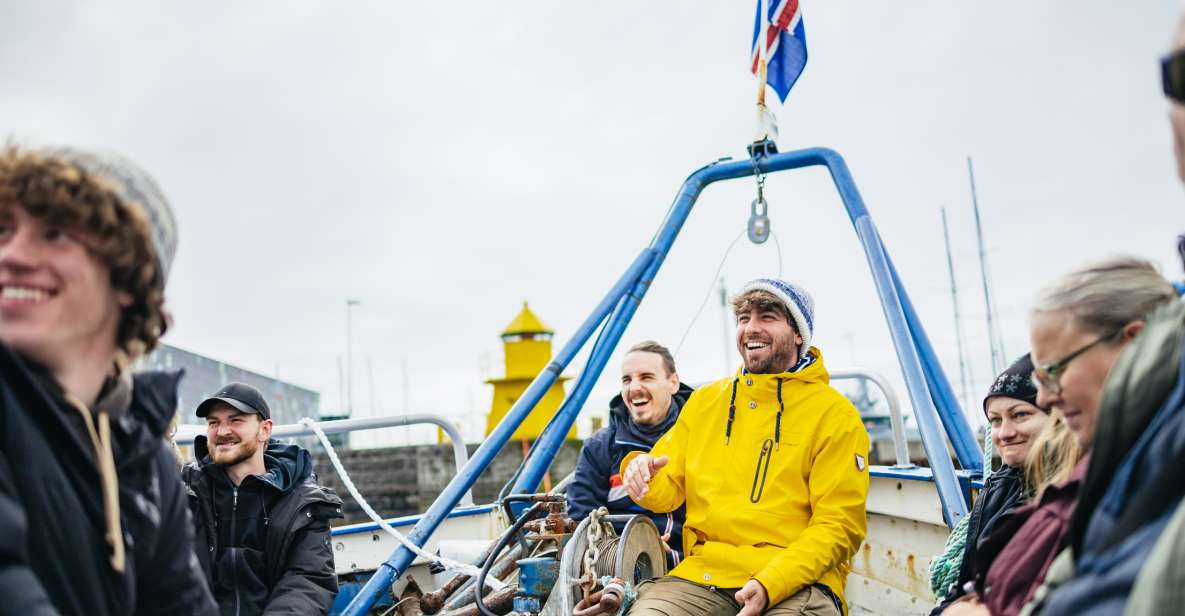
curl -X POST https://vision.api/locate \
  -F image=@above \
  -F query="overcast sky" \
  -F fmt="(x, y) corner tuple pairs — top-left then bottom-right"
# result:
(2, 2), (1179, 443)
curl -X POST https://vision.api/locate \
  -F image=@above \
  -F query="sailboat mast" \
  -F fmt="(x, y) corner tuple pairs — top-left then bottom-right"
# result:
(942, 208), (975, 415)
(968, 157), (1005, 375)
(719, 277), (733, 374)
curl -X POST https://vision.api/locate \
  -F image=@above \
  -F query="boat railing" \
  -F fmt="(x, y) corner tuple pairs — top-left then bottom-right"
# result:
(175, 413), (475, 506)
(831, 369), (913, 468)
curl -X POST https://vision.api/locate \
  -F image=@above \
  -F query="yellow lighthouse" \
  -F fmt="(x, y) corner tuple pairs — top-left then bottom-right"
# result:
(485, 302), (573, 440)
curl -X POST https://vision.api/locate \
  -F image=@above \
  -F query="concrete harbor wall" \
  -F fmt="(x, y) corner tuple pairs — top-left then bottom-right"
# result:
(312, 440), (582, 525)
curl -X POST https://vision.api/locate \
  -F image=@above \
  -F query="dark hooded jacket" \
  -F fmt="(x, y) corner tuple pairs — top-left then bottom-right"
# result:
(182, 436), (344, 616)
(0, 342), (218, 616)
(566, 383), (693, 565)
(929, 464), (1026, 615)
(979, 455), (1089, 616)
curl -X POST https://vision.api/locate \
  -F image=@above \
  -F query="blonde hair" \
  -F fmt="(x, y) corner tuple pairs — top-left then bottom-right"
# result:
(1024, 409), (1083, 500)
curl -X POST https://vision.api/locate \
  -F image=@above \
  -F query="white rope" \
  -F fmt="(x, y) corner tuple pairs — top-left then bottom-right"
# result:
(298, 418), (506, 589)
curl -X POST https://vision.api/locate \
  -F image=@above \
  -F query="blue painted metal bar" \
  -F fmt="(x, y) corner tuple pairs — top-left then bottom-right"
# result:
(687, 150), (966, 523)
(885, 257), (982, 471)
(512, 300), (625, 493)
(330, 504), (497, 537)
(347, 148), (976, 615)
(852, 217), (967, 525)
(514, 286), (648, 492)
(512, 162), (740, 492)
(514, 147), (967, 524)
(340, 249), (657, 616)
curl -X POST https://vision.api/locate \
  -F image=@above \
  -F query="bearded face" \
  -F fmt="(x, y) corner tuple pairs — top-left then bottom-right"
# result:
(735, 306), (802, 374)
(205, 405), (268, 467)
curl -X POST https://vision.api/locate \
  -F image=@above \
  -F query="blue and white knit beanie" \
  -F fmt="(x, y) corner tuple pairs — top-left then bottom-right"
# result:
(741, 278), (815, 360)
(46, 147), (178, 286)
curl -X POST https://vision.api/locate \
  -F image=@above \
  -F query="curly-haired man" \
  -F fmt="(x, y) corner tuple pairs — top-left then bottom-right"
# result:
(0, 146), (217, 615)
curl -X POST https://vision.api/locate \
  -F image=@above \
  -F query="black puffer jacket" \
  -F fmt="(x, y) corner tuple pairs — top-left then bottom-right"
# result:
(930, 464), (1026, 615)
(183, 436), (344, 616)
(0, 342), (218, 616)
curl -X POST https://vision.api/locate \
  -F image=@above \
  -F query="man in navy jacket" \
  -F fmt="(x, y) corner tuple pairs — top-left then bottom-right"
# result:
(567, 340), (693, 566)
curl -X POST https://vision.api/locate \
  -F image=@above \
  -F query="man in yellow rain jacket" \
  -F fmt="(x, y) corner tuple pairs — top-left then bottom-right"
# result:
(622, 278), (870, 616)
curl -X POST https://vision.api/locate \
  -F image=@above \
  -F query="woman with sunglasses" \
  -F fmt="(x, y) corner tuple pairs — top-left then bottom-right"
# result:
(929, 354), (1051, 616)
(941, 257), (1175, 616)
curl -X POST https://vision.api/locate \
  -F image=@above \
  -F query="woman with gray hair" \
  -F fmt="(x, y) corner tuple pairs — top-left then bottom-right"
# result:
(1032, 253), (1184, 616)
(941, 256), (1176, 616)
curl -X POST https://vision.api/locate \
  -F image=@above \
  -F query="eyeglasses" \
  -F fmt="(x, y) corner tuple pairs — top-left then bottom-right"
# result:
(1031, 327), (1123, 395)
(1162, 49), (1185, 104)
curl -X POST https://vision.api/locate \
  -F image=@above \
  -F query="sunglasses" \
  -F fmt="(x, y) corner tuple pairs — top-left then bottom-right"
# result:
(1163, 49), (1185, 104)
(1031, 327), (1124, 396)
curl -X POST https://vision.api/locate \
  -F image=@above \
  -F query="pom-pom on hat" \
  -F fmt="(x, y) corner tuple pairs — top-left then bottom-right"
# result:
(740, 278), (815, 360)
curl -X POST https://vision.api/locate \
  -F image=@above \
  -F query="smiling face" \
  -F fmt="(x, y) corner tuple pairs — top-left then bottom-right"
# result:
(735, 304), (801, 374)
(985, 396), (1048, 467)
(1030, 311), (1134, 449)
(0, 206), (129, 369)
(205, 403), (272, 467)
(620, 350), (680, 426)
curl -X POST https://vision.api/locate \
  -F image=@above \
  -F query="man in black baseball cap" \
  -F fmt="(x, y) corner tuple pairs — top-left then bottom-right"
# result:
(197, 382), (273, 421)
(183, 382), (343, 615)
(194, 382), (274, 475)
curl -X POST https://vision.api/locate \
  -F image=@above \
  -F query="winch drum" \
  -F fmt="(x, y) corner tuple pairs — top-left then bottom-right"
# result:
(540, 514), (667, 616)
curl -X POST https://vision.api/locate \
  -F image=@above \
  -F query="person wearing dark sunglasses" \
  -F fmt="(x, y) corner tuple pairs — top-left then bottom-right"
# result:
(1163, 35), (1185, 183)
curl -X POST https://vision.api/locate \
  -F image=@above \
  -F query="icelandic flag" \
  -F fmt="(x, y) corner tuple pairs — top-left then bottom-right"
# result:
(750, 0), (808, 103)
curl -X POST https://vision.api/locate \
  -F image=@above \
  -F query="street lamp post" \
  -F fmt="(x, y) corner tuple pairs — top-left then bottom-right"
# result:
(346, 299), (361, 416)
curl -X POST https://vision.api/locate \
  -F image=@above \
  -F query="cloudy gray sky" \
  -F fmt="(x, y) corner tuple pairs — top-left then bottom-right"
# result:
(2, 2), (1179, 443)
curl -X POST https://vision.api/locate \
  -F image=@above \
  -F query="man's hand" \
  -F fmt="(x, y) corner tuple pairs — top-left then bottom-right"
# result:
(734, 580), (768, 616)
(623, 454), (668, 501)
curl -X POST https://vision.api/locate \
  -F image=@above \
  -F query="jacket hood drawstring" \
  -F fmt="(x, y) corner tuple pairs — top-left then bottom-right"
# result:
(725, 377), (739, 444)
(724, 374), (786, 450)
(774, 378), (784, 450)
(63, 392), (126, 574)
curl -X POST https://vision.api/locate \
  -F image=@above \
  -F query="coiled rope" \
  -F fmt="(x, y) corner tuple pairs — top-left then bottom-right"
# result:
(928, 425), (994, 598)
(298, 418), (506, 589)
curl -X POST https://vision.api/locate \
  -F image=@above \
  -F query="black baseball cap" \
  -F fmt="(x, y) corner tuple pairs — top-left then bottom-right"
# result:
(196, 382), (272, 421)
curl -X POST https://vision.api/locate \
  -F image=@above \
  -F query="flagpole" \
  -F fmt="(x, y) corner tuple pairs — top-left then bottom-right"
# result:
(755, 0), (774, 141)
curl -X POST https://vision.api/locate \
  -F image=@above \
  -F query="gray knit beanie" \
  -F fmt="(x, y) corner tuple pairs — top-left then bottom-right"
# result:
(46, 147), (178, 285)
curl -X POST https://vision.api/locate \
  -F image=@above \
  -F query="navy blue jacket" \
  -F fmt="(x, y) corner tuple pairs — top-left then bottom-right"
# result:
(567, 384), (693, 564)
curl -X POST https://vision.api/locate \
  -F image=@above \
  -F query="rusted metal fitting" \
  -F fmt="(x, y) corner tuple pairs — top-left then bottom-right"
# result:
(420, 573), (469, 614)
(442, 586), (517, 616)
(572, 577), (625, 616)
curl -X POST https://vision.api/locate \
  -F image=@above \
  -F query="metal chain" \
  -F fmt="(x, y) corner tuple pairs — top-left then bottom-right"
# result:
(582, 507), (609, 598)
